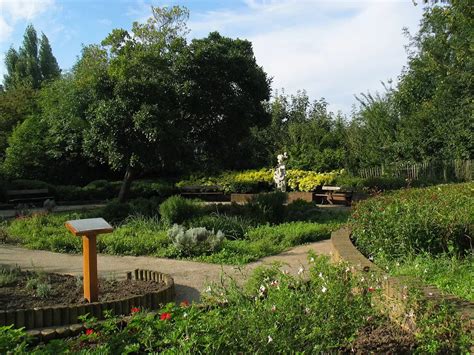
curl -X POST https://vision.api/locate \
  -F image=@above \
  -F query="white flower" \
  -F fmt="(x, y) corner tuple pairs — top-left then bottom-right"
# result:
(283, 270), (289, 275)
(345, 267), (350, 273)
(321, 286), (327, 293)
(270, 280), (279, 287)
(205, 286), (212, 293)
(396, 262), (400, 267)
(318, 272), (324, 279)
(309, 257), (315, 262)
(268, 335), (273, 343)
(298, 266), (304, 275)
(383, 275), (388, 280)
(368, 256), (374, 261)
(360, 277), (365, 282)
(259, 285), (266, 293)
(428, 292), (433, 296)
(271, 305), (277, 312)
(183, 312), (188, 318)
(304, 307), (311, 314)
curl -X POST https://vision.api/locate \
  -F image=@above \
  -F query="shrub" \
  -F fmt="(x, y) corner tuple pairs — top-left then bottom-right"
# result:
(287, 170), (339, 191)
(83, 180), (121, 200)
(159, 196), (202, 226)
(247, 192), (287, 224)
(128, 197), (162, 217)
(361, 176), (406, 192)
(129, 180), (176, 199)
(350, 182), (473, 260)
(97, 201), (132, 225)
(54, 185), (87, 201)
(187, 214), (253, 240)
(168, 225), (224, 256)
(285, 199), (320, 222)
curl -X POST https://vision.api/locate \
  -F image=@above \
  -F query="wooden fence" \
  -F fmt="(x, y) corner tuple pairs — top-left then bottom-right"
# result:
(358, 160), (472, 181)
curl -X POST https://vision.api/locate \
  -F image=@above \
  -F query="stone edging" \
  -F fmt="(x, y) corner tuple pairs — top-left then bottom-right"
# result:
(331, 228), (473, 334)
(0, 269), (175, 332)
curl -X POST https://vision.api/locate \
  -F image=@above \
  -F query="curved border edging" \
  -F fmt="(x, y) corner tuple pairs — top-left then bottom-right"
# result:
(0, 269), (175, 332)
(331, 228), (473, 336)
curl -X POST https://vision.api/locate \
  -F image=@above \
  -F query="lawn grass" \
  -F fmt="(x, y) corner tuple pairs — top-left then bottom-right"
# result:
(3, 208), (348, 265)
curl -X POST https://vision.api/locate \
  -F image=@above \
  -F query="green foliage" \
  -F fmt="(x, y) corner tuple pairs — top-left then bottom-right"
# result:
(389, 253), (473, 301)
(168, 225), (224, 256)
(247, 221), (334, 248)
(3, 25), (60, 90)
(285, 199), (320, 222)
(286, 169), (340, 191)
(0, 265), (21, 286)
(99, 216), (168, 256)
(247, 191), (287, 224)
(187, 214), (254, 240)
(350, 182), (473, 259)
(0, 326), (30, 354)
(98, 201), (132, 224)
(4, 256), (383, 353)
(159, 195), (202, 226)
(415, 301), (472, 353)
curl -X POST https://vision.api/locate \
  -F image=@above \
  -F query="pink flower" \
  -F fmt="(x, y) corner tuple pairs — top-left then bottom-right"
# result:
(368, 287), (376, 292)
(131, 307), (140, 313)
(85, 328), (94, 335)
(180, 300), (190, 307)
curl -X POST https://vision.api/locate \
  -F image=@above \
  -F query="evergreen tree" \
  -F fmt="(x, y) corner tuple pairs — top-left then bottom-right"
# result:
(2, 25), (60, 90)
(39, 33), (61, 81)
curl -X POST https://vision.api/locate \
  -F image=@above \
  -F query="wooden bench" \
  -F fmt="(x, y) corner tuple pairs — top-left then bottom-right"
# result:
(6, 189), (54, 205)
(314, 186), (352, 206)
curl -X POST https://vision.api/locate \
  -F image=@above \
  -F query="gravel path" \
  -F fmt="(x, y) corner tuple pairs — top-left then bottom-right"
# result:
(0, 240), (334, 303)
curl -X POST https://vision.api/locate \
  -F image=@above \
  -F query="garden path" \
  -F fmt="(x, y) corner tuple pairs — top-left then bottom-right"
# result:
(0, 240), (333, 303)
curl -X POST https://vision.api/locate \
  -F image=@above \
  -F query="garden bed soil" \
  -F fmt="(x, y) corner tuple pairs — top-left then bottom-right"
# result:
(0, 270), (166, 310)
(349, 318), (417, 353)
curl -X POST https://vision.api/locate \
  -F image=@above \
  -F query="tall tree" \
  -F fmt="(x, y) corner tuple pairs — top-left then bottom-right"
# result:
(175, 31), (271, 171)
(82, 6), (190, 202)
(3, 25), (60, 90)
(39, 33), (61, 81)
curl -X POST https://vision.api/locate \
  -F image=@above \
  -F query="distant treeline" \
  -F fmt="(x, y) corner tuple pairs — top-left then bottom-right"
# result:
(0, 1), (471, 200)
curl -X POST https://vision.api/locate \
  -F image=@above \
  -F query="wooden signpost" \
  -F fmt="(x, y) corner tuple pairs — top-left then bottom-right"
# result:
(65, 218), (114, 302)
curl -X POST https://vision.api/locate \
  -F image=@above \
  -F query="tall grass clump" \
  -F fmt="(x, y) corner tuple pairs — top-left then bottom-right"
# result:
(159, 195), (202, 226)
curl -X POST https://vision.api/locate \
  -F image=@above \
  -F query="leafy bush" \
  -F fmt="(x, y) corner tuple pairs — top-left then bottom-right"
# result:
(247, 191), (287, 224)
(177, 169), (343, 193)
(54, 185), (88, 201)
(285, 199), (320, 222)
(97, 201), (132, 225)
(159, 196), (202, 226)
(287, 169), (340, 191)
(83, 180), (121, 200)
(187, 214), (253, 240)
(350, 183), (473, 260)
(129, 180), (175, 199)
(128, 197), (162, 217)
(168, 225), (224, 256)
(361, 176), (406, 192)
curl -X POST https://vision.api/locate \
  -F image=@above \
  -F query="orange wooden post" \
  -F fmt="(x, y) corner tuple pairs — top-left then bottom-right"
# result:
(65, 218), (113, 303)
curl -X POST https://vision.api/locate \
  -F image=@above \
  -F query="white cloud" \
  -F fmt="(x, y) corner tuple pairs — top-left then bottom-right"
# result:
(0, 16), (12, 43)
(188, 0), (424, 115)
(0, 0), (55, 42)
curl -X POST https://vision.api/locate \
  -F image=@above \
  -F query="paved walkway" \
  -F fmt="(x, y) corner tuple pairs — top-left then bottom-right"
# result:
(0, 240), (334, 303)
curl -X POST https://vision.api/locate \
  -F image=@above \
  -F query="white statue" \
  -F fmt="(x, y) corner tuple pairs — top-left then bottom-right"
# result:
(273, 152), (288, 192)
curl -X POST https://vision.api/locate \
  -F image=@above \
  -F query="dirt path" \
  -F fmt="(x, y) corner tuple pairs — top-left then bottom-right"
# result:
(0, 241), (333, 303)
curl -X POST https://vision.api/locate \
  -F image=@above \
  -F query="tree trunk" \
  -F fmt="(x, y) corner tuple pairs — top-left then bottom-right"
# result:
(118, 165), (134, 203)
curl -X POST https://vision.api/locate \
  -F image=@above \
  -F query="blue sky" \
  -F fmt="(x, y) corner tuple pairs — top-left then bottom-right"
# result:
(0, 0), (425, 114)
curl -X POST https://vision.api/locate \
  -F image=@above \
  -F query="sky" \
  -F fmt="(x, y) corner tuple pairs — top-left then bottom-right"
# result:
(0, 0), (425, 115)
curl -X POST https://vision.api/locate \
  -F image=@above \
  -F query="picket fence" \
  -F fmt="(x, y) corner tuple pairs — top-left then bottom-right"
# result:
(358, 160), (472, 181)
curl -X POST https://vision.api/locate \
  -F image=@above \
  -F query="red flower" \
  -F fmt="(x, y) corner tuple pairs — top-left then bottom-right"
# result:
(180, 300), (190, 307)
(368, 287), (376, 292)
(160, 312), (172, 321)
(85, 328), (94, 335)
(131, 307), (140, 313)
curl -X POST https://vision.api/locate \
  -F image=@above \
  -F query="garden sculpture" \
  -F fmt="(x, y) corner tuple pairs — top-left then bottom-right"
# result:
(274, 152), (288, 192)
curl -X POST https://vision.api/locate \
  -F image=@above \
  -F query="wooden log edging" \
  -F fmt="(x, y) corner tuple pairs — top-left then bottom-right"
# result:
(0, 269), (175, 332)
(331, 228), (474, 334)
